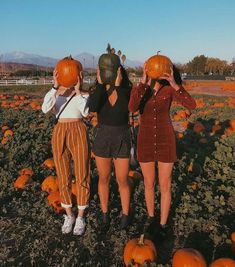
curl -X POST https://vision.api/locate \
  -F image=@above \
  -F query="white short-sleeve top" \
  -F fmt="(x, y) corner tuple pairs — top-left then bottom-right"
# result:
(41, 88), (89, 118)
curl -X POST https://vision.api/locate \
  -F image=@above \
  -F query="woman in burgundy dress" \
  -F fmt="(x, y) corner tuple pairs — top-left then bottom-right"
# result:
(128, 64), (196, 236)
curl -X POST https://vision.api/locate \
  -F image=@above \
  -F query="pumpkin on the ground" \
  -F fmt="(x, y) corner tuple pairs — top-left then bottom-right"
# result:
(14, 175), (32, 189)
(19, 168), (34, 177)
(123, 234), (157, 266)
(231, 232), (235, 253)
(229, 119), (235, 131)
(47, 191), (64, 213)
(56, 55), (83, 88)
(209, 258), (235, 267)
(41, 176), (58, 193)
(172, 248), (207, 267)
(4, 129), (13, 137)
(43, 158), (55, 169)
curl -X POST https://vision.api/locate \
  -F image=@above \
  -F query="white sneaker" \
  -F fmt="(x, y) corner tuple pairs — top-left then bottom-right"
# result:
(73, 216), (86, 236)
(62, 214), (75, 234)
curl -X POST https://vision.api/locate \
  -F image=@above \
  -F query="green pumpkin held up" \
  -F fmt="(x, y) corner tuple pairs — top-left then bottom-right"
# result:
(98, 43), (121, 85)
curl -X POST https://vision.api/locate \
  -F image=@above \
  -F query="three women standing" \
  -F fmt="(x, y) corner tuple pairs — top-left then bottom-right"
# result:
(42, 53), (196, 237)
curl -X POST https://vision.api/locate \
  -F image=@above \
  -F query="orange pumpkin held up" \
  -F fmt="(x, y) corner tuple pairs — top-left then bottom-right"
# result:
(56, 55), (83, 88)
(145, 53), (173, 79)
(172, 248), (207, 267)
(123, 234), (157, 266)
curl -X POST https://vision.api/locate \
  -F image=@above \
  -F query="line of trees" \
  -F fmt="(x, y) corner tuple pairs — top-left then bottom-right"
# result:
(176, 55), (235, 76)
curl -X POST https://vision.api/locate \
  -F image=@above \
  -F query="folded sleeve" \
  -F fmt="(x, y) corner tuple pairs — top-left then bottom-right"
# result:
(171, 86), (196, 110)
(41, 88), (57, 114)
(78, 94), (90, 117)
(128, 82), (148, 112)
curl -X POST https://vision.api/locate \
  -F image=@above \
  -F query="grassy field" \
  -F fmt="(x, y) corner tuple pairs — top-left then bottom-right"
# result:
(0, 86), (234, 266)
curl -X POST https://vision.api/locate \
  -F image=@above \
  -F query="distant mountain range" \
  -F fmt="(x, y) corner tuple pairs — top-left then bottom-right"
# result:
(0, 51), (142, 68)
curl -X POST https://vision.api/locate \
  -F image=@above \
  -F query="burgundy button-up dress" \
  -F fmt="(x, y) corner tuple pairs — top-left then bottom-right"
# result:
(128, 83), (196, 163)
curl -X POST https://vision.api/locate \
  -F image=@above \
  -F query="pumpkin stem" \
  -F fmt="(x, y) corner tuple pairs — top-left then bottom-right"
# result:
(63, 55), (74, 60)
(138, 234), (145, 245)
(157, 50), (161, 55)
(106, 43), (111, 54)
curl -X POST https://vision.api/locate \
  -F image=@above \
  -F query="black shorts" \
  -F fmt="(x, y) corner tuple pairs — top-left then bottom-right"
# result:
(93, 124), (131, 158)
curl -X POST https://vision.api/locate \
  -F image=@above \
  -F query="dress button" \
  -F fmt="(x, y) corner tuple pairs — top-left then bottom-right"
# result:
(154, 126), (156, 128)
(154, 117), (156, 120)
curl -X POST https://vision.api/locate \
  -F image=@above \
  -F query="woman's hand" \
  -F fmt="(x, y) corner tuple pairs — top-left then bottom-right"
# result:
(53, 69), (60, 88)
(159, 67), (180, 90)
(74, 71), (83, 95)
(97, 66), (103, 85)
(115, 67), (122, 87)
(141, 62), (148, 84)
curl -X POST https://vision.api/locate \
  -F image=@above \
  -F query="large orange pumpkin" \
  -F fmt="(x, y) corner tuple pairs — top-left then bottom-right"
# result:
(231, 232), (235, 253)
(41, 176), (58, 193)
(123, 234), (157, 266)
(230, 119), (235, 131)
(47, 191), (64, 213)
(56, 55), (83, 88)
(43, 158), (55, 169)
(145, 54), (172, 79)
(172, 248), (207, 267)
(14, 175), (32, 189)
(209, 258), (235, 267)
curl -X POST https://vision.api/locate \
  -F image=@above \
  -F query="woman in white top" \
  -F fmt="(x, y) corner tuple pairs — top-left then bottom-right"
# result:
(42, 69), (90, 236)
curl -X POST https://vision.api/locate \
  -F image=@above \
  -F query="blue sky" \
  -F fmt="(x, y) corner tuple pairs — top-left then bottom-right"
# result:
(1, 0), (235, 64)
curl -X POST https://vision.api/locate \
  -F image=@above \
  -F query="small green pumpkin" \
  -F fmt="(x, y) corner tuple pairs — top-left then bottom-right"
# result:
(98, 43), (120, 85)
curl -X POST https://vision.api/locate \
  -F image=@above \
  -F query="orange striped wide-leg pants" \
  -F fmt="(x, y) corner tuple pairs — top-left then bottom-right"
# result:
(51, 121), (90, 210)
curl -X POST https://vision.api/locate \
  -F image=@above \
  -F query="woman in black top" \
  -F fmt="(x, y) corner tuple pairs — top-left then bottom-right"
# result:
(89, 66), (132, 230)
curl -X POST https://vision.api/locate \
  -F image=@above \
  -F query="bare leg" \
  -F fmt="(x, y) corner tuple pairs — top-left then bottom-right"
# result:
(113, 158), (130, 215)
(157, 161), (174, 225)
(95, 156), (112, 213)
(140, 162), (156, 217)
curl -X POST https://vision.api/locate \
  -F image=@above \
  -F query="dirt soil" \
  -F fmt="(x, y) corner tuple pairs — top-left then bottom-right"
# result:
(189, 86), (235, 96)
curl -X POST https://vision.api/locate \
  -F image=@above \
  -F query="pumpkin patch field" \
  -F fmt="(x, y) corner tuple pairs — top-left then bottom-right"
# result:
(0, 86), (235, 266)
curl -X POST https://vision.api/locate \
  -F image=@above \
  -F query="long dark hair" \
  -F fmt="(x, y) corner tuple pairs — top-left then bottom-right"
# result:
(138, 65), (182, 114)
(89, 64), (132, 94)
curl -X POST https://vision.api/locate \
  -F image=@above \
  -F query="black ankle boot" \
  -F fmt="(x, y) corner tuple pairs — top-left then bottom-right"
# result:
(101, 212), (110, 230)
(120, 214), (131, 230)
(144, 216), (158, 237)
(156, 224), (169, 241)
